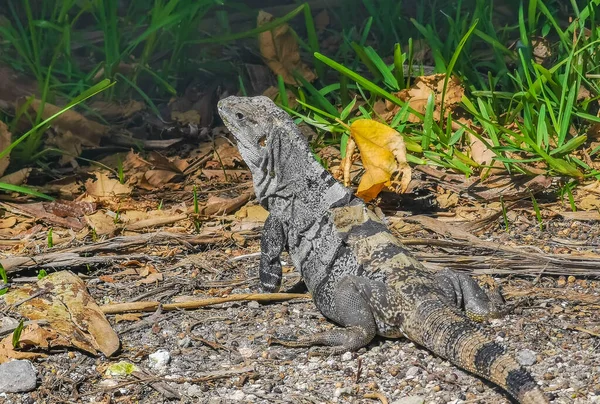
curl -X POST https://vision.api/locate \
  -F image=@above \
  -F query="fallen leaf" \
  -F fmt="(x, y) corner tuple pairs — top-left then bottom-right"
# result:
(85, 172), (132, 199)
(23, 99), (109, 164)
(314, 10), (330, 32)
(137, 272), (163, 285)
(3, 201), (87, 230)
(43, 200), (96, 218)
(468, 132), (496, 167)
(3, 271), (120, 357)
(141, 170), (179, 188)
(201, 190), (253, 216)
(394, 74), (464, 123)
(171, 110), (201, 125)
(0, 324), (50, 363)
(257, 10), (317, 85)
(579, 194), (600, 210)
(213, 138), (243, 169)
(0, 120), (11, 177)
(235, 204), (269, 222)
(436, 192), (459, 209)
(84, 211), (118, 236)
(0, 217), (17, 229)
(89, 100), (144, 120)
(350, 119), (412, 202)
(114, 313), (143, 323)
(0, 167), (31, 185)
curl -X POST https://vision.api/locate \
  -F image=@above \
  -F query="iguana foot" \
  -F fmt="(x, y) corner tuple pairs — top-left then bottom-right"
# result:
(269, 276), (378, 354)
(435, 268), (506, 321)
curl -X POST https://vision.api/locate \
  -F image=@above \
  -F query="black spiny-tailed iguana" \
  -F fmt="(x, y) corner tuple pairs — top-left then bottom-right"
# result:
(218, 95), (547, 404)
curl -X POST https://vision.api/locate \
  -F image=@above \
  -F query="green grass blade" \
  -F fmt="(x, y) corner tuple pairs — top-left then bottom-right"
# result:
(0, 182), (53, 200)
(314, 52), (424, 121)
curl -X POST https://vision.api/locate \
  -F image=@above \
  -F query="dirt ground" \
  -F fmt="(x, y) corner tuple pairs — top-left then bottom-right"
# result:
(3, 200), (600, 404)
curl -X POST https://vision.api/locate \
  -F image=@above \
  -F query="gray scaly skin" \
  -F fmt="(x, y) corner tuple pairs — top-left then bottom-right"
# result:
(218, 95), (547, 404)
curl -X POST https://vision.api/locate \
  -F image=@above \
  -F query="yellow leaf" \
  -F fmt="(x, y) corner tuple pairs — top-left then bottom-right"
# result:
(350, 120), (412, 202)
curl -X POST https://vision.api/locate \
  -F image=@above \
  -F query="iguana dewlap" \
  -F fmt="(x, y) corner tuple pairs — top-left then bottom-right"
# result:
(218, 95), (547, 404)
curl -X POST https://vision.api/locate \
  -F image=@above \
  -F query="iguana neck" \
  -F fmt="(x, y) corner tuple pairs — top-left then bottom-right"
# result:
(259, 151), (353, 215)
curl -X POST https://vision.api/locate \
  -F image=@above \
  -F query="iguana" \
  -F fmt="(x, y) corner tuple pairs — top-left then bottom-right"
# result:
(218, 95), (547, 404)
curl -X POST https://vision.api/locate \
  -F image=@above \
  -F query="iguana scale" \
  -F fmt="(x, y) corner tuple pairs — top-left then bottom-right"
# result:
(218, 95), (547, 404)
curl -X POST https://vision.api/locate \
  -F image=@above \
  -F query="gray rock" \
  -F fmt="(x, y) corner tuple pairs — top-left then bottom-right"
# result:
(516, 349), (537, 366)
(391, 396), (425, 404)
(148, 349), (171, 369)
(187, 384), (204, 397)
(405, 366), (421, 378)
(0, 360), (37, 393)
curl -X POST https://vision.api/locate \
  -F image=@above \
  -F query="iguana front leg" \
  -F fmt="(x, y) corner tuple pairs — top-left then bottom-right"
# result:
(269, 275), (377, 354)
(435, 268), (505, 321)
(259, 214), (286, 292)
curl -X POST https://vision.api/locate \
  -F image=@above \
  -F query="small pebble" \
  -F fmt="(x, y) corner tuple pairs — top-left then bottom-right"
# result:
(187, 384), (204, 397)
(405, 366), (420, 378)
(229, 390), (245, 400)
(390, 396), (425, 404)
(516, 349), (537, 366)
(148, 349), (171, 369)
(341, 352), (352, 361)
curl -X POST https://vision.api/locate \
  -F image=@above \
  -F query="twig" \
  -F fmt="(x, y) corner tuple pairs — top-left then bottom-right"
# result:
(364, 392), (388, 404)
(101, 293), (311, 314)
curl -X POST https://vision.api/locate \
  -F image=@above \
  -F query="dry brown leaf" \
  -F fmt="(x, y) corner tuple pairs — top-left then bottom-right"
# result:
(314, 10), (330, 32)
(263, 86), (299, 110)
(257, 10), (316, 85)
(0, 120), (11, 177)
(137, 272), (163, 285)
(148, 151), (188, 173)
(171, 109), (201, 125)
(395, 74), (464, 123)
(0, 324), (50, 363)
(84, 211), (118, 236)
(350, 119), (412, 202)
(115, 313), (143, 323)
(436, 192), (459, 209)
(235, 204), (269, 222)
(85, 171), (132, 198)
(0, 216), (17, 229)
(3, 271), (120, 357)
(579, 194), (600, 210)
(0, 167), (31, 185)
(214, 138), (243, 169)
(468, 132), (496, 167)
(89, 100), (144, 120)
(25, 99), (109, 163)
(142, 170), (179, 189)
(201, 190), (253, 216)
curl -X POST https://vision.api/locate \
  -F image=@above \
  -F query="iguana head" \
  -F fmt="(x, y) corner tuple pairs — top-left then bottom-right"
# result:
(217, 95), (316, 204)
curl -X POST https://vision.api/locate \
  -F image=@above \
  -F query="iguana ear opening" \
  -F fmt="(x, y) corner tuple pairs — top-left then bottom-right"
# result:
(258, 135), (267, 147)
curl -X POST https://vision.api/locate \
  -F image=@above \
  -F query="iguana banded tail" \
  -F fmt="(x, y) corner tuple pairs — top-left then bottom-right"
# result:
(218, 95), (547, 404)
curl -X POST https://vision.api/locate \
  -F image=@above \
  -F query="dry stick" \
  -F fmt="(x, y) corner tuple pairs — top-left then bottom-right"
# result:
(0, 231), (230, 274)
(101, 293), (311, 314)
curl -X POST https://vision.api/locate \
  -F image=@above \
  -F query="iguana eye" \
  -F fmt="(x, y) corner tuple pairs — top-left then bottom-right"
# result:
(236, 112), (244, 119)
(258, 135), (267, 147)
